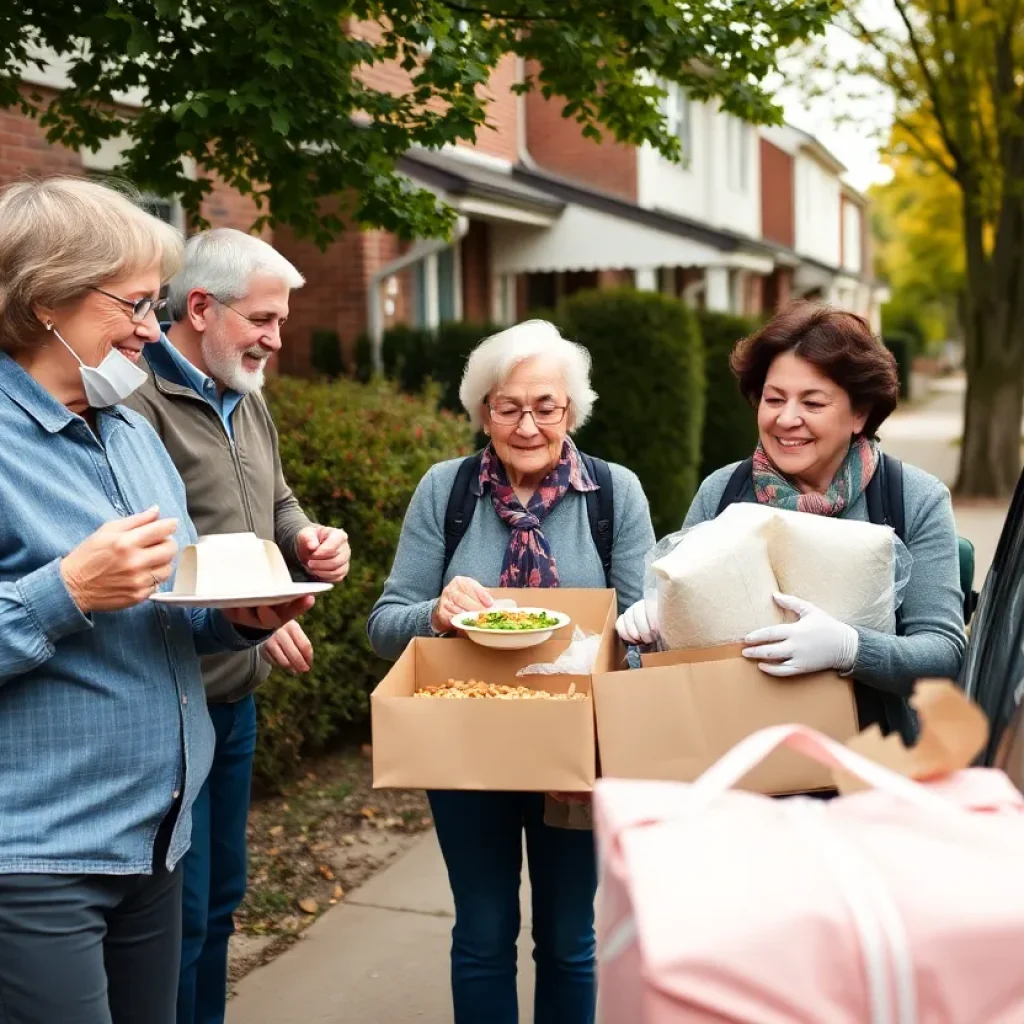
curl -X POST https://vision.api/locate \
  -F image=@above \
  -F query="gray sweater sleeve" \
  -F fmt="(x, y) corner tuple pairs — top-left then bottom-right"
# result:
(853, 473), (966, 694)
(366, 466), (446, 661)
(608, 466), (656, 612)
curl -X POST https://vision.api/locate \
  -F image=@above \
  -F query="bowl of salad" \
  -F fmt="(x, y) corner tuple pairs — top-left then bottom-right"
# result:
(452, 606), (571, 650)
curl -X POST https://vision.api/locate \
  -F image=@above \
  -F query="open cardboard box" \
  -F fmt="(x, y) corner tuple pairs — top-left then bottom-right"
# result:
(593, 644), (858, 794)
(372, 588), (621, 791)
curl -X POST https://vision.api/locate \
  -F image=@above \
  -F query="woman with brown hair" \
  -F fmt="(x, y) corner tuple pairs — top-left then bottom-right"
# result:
(617, 302), (966, 741)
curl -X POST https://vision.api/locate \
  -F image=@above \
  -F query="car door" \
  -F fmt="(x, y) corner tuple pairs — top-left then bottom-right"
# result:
(960, 466), (1024, 790)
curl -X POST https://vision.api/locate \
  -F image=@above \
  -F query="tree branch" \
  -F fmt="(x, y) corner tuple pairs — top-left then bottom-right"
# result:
(892, 115), (958, 179)
(438, 0), (581, 22)
(889, 0), (962, 166)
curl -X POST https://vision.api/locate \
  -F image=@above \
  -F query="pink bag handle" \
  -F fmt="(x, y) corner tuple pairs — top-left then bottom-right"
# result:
(687, 723), (957, 813)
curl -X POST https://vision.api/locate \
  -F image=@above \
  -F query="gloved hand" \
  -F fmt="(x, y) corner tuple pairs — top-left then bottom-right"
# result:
(616, 599), (658, 645)
(742, 593), (859, 677)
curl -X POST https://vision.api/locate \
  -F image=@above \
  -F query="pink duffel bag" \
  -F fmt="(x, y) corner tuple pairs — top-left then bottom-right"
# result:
(594, 724), (1024, 1024)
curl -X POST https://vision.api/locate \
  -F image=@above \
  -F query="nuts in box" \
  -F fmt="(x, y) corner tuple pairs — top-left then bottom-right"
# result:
(414, 678), (587, 701)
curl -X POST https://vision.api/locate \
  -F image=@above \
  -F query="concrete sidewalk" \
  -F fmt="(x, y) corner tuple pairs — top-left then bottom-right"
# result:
(228, 834), (536, 1023)
(229, 375), (1013, 1024)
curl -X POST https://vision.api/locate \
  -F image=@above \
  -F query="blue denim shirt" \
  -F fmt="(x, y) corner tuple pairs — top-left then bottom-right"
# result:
(0, 354), (260, 875)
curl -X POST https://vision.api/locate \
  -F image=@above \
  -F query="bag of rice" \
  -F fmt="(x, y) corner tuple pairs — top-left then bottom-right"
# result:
(766, 505), (901, 634)
(650, 506), (784, 649)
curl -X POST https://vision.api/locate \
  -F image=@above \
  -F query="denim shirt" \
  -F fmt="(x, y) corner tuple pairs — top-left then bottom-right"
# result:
(0, 354), (259, 875)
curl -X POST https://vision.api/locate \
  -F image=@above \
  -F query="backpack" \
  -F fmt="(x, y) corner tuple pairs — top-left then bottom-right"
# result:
(441, 451), (615, 586)
(715, 453), (979, 627)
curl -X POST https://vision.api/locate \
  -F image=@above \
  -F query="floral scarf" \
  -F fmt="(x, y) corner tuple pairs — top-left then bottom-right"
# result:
(753, 434), (880, 516)
(479, 439), (597, 588)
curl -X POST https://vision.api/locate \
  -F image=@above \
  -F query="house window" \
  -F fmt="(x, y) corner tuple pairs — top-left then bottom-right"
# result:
(725, 116), (749, 193)
(437, 247), (457, 323)
(663, 83), (693, 161)
(411, 245), (462, 328)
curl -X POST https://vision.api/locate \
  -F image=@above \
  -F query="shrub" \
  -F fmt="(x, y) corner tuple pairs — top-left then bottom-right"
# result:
(696, 311), (760, 480)
(884, 331), (914, 400)
(258, 375), (475, 788)
(310, 329), (344, 378)
(433, 320), (502, 412)
(558, 288), (705, 537)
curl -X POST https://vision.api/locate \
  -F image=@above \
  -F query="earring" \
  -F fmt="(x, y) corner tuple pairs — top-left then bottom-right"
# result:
(43, 320), (53, 331)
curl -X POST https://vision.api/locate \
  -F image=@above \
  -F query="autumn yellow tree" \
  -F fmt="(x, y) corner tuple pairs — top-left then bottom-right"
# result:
(870, 117), (964, 347)
(815, 0), (1024, 496)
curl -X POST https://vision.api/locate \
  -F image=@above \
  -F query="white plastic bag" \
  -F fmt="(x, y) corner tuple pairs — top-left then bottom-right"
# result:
(517, 627), (602, 676)
(644, 503), (913, 651)
(649, 510), (784, 650)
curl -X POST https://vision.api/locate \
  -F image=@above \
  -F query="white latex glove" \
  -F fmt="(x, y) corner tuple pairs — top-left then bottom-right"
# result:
(616, 599), (658, 645)
(742, 593), (859, 677)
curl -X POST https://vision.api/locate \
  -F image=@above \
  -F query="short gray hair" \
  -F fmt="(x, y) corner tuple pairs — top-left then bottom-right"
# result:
(0, 176), (183, 353)
(459, 320), (598, 431)
(166, 228), (305, 320)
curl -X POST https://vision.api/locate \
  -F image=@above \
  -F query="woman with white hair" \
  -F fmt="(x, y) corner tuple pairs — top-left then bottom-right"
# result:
(0, 177), (311, 1024)
(368, 320), (654, 1024)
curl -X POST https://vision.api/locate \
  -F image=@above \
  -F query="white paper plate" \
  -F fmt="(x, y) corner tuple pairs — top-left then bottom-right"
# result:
(151, 582), (333, 609)
(452, 607), (571, 650)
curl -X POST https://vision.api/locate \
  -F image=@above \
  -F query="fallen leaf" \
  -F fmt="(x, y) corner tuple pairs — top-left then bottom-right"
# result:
(298, 898), (318, 915)
(360, 807), (377, 819)
(420, 816), (433, 827)
(306, 771), (318, 781)
(341, 834), (356, 845)
(280, 915), (299, 931)
(269, 825), (284, 838)
(360, 743), (373, 758)
(267, 847), (280, 857)
(318, 864), (336, 881)
(281, 803), (290, 812)
(381, 817), (402, 828)
(332, 884), (344, 900)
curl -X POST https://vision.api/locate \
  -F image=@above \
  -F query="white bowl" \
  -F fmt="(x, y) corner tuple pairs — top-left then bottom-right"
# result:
(452, 607), (571, 650)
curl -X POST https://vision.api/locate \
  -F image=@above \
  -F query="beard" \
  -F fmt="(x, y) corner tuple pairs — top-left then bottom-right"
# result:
(201, 335), (268, 395)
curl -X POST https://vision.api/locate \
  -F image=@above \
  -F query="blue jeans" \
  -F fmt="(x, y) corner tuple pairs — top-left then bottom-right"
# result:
(177, 695), (257, 1024)
(428, 790), (598, 1024)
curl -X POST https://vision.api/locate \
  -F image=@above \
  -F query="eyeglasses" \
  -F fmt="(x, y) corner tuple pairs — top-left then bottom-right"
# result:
(487, 401), (571, 427)
(209, 295), (286, 331)
(92, 287), (167, 323)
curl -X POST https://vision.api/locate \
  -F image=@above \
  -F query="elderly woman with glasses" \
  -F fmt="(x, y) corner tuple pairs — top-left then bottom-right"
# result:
(368, 320), (655, 1024)
(0, 176), (312, 1024)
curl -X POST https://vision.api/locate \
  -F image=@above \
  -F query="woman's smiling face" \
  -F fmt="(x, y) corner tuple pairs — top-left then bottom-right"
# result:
(757, 350), (868, 492)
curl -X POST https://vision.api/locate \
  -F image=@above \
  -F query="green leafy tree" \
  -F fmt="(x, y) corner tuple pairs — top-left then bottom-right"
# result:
(808, 0), (1024, 496)
(2, 1), (831, 245)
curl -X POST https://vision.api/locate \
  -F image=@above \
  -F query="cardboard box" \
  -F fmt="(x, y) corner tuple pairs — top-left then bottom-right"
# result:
(372, 588), (622, 791)
(593, 644), (858, 794)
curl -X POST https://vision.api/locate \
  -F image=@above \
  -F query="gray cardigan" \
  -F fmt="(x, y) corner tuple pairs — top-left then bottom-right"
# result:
(368, 456), (655, 661)
(685, 460), (967, 694)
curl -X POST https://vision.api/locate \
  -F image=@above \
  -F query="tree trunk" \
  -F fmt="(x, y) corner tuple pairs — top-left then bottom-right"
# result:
(956, 363), (1023, 496)
(955, 186), (1024, 498)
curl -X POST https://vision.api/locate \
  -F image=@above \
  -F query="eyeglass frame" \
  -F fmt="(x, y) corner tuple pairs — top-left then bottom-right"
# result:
(207, 294), (287, 331)
(486, 398), (572, 427)
(91, 287), (167, 324)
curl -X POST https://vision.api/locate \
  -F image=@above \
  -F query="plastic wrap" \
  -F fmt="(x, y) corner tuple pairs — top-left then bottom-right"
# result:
(517, 627), (602, 676)
(644, 503), (913, 651)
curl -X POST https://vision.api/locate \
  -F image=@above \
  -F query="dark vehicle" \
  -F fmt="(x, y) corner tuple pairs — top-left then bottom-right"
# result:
(960, 469), (1024, 791)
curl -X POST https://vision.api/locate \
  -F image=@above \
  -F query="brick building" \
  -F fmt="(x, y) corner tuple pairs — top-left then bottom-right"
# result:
(2, 51), (886, 375)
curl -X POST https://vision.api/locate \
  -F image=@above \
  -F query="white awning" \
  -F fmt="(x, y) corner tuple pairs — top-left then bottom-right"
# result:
(793, 263), (836, 293)
(490, 202), (725, 275)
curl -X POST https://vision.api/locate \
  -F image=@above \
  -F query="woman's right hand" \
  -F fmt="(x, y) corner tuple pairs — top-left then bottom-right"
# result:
(60, 507), (179, 614)
(431, 576), (493, 634)
(615, 599), (658, 645)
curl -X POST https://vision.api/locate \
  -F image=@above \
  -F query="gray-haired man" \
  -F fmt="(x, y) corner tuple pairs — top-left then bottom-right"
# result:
(126, 228), (350, 1024)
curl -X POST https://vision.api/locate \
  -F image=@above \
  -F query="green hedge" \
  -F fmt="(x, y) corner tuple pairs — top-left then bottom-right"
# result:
(884, 331), (914, 400)
(558, 289), (705, 537)
(258, 375), (475, 788)
(353, 321), (500, 410)
(696, 311), (760, 480)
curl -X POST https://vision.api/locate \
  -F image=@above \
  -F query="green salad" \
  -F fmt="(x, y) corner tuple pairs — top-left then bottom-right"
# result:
(464, 610), (560, 631)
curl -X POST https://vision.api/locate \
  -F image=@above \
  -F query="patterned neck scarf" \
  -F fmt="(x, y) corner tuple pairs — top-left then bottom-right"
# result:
(752, 434), (880, 517)
(479, 439), (597, 588)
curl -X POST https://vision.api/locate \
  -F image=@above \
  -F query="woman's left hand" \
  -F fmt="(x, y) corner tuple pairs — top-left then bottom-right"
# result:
(224, 596), (316, 632)
(742, 593), (859, 677)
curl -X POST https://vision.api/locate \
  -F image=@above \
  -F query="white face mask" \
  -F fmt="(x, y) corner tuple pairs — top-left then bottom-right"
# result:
(47, 322), (149, 408)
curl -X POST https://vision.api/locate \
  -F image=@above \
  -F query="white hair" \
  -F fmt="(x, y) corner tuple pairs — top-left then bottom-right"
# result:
(166, 228), (304, 320)
(459, 320), (597, 431)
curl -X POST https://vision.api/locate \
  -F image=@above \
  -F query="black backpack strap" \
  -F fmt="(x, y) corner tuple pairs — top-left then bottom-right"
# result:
(581, 453), (614, 587)
(716, 458), (754, 515)
(442, 453), (483, 578)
